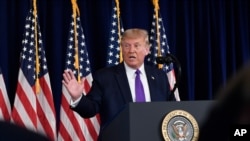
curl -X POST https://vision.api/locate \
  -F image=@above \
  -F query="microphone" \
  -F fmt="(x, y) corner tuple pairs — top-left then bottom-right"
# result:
(156, 54), (176, 64)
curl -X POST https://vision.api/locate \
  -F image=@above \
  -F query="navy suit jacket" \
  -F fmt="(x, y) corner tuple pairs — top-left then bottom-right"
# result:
(72, 62), (171, 138)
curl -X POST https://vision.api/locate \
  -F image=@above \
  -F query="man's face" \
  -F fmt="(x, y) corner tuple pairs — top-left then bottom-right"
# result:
(121, 37), (149, 69)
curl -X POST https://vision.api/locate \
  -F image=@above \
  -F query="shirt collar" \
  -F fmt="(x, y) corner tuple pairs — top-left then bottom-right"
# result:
(124, 62), (145, 76)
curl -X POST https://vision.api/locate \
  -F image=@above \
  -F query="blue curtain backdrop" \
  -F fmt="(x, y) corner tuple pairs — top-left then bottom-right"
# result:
(0, 0), (250, 114)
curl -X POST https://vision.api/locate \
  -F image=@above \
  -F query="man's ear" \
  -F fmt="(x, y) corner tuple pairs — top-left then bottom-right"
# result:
(145, 47), (150, 55)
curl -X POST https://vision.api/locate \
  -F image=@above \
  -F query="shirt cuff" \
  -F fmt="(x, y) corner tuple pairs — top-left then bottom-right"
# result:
(70, 94), (83, 108)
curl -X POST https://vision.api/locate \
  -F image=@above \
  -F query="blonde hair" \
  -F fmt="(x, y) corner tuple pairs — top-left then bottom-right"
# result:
(121, 28), (150, 46)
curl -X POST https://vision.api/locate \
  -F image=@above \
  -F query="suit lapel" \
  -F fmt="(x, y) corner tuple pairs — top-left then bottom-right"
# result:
(115, 63), (133, 102)
(145, 66), (158, 101)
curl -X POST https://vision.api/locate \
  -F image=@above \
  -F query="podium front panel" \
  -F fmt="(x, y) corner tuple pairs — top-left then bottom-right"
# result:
(101, 100), (215, 141)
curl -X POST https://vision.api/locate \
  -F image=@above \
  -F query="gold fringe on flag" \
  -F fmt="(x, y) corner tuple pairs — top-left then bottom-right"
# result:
(115, 0), (123, 63)
(33, 0), (40, 94)
(71, 0), (81, 82)
(152, 0), (163, 68)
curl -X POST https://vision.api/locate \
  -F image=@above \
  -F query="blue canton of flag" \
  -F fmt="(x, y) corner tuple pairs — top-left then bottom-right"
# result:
(65, 16), (91, 77)
(106, 0), (124, 67)
(146, 13), (170, 67)
(20, 10), (48, 85)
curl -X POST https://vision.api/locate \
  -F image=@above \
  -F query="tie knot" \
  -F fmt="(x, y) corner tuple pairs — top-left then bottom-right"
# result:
(135, 69), (141, 75)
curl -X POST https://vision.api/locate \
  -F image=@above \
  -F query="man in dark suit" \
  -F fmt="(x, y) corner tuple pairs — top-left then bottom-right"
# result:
(62, 28), (173, 140)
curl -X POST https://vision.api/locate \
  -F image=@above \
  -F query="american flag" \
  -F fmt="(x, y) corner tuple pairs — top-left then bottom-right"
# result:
(0, 67), (11, 121)
(106, 0), (124, 66)
(11, 10), (57, 140)
(57, 15), (100, 141)
(146, 12), (181, 101)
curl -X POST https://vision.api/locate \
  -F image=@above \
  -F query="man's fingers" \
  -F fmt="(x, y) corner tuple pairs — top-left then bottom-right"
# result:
(63, 70), (73, 83)
(68, 70), (76, 80)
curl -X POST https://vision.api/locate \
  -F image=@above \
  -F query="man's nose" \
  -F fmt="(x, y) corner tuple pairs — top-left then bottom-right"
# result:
(128, 46), (136, 52)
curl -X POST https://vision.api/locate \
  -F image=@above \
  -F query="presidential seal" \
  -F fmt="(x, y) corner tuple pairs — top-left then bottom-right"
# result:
(161, 110), (199, 141)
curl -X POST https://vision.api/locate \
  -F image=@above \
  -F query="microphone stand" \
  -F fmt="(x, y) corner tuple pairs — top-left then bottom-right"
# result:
(156, 54), (181, 100)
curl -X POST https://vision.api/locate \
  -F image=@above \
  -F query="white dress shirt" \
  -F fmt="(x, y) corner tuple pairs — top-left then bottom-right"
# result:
(124, 62), (151, 102)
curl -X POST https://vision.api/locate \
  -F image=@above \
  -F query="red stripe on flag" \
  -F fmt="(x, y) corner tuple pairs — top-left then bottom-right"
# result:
(12, 82), (37, 127)
(84, 119), (98, 141)
(60, 93), (86, 141)
(39, 76), (56, 112)
(83, 79), (91, 93)
(0, 89), (10, 120)
(58, 120), (73, 141)
(37, 98), (55, 140)
(11, 107), (25, 126)
(36, 76), (56, 140)
(95, 114), (101, 124)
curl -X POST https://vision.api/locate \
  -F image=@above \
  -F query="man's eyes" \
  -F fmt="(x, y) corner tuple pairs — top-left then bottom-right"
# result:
(123, 44), (141, 48)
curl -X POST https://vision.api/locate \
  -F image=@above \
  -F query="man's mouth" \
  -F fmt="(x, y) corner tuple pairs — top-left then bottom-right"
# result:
(129, 56), (136, 59)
